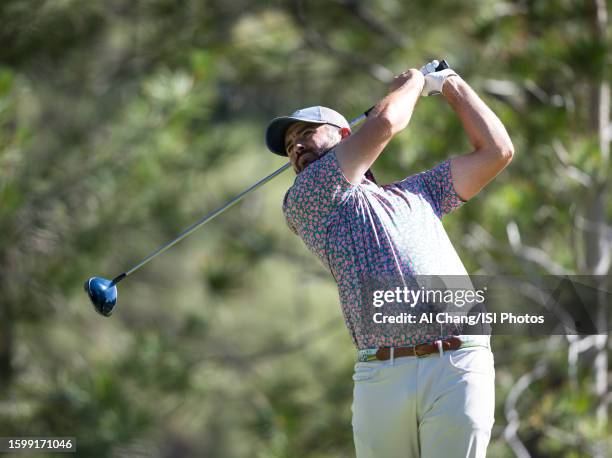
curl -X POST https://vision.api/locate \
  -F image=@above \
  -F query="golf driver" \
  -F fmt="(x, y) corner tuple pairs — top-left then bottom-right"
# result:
(84, 60), (450, 316)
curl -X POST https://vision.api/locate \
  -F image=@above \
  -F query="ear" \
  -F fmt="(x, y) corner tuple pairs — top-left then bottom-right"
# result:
(340, 127), (351, 139)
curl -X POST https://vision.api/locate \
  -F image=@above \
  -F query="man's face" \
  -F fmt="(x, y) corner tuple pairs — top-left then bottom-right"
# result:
(285, 122), (342, 173)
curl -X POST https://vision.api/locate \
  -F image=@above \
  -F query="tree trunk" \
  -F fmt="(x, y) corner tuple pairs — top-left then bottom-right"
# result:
(587, 2), (609, 453)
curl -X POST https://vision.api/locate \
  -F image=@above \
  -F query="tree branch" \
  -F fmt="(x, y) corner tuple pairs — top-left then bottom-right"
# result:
(290, 0), (394, 83)
(506, 221), (572, 275)
(334, 0), (409, 48)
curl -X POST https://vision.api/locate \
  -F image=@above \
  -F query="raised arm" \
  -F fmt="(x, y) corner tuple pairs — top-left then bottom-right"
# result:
(335, 69), (424, 184)
(442, 76), (514, 201)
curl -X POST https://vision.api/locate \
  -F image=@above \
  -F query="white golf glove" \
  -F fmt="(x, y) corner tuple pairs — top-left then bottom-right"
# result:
(419, 59), (458, 96)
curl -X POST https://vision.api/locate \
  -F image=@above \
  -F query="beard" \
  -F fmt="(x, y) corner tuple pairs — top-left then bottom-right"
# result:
(297, 150), (321, 171)
(291, 129), (341, 173)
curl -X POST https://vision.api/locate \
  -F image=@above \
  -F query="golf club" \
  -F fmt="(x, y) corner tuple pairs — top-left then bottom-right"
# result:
(84, 60), (450, 316)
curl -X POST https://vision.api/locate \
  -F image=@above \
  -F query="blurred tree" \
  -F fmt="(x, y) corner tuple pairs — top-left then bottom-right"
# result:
(0, 0), (609, 457)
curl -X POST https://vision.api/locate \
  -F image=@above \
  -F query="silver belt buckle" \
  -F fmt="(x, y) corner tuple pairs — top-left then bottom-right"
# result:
(357, 349), (377, 362)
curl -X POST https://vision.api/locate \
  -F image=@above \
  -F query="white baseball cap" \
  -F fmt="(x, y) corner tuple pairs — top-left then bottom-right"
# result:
(265, 106), (350, 156)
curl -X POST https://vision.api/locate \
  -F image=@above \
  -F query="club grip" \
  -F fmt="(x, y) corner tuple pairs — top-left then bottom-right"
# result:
(362, 59), (449, 118)
(435, 59), (449, 71)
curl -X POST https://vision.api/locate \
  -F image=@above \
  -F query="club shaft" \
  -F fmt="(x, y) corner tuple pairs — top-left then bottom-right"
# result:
(119, 161), (292, 280)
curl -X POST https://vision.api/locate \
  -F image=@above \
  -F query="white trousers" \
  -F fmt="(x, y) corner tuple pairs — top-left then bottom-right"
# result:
(351, 346), (495, 458)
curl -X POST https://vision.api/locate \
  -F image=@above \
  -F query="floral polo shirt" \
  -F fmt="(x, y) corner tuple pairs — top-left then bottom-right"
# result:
(283, 150), (481, 350)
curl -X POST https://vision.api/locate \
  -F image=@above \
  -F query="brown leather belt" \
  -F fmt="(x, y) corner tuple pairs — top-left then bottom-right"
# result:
(374, 337), (462, 361)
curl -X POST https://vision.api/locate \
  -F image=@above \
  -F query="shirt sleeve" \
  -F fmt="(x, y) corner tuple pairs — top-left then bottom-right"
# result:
(283, 150), (355, 250)
(396, 159), (466, 218)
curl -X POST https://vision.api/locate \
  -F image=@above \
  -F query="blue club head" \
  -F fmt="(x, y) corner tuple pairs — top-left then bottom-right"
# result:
(84, 277), (118, 317)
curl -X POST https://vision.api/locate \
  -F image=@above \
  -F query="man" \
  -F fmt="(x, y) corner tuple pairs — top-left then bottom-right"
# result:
(265, 60), (513, 458)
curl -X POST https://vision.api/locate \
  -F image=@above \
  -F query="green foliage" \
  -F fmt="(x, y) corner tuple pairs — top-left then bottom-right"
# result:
(0, 0), (609, 456)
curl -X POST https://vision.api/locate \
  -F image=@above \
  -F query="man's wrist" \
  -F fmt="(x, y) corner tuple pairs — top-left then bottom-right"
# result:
(441, 75), (463, 98)
(402, 70), (425, 91)
(412, 71), (425, 93)
(393, 73), (424, 100)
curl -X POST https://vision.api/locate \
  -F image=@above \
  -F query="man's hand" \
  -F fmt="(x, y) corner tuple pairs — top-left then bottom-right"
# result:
(390, 68), (423, 92)
(420, 59), (458, 96)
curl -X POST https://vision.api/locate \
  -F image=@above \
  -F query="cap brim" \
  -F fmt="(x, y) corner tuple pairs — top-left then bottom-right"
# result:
(265, 116), (329, 156)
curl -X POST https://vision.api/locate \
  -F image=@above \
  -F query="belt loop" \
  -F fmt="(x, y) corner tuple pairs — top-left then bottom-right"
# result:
(436, 340), (443, 357)
(390, 347), (395, 365)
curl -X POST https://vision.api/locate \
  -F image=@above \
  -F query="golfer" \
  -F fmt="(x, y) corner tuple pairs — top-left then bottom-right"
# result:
(265, 60), (513, 458)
